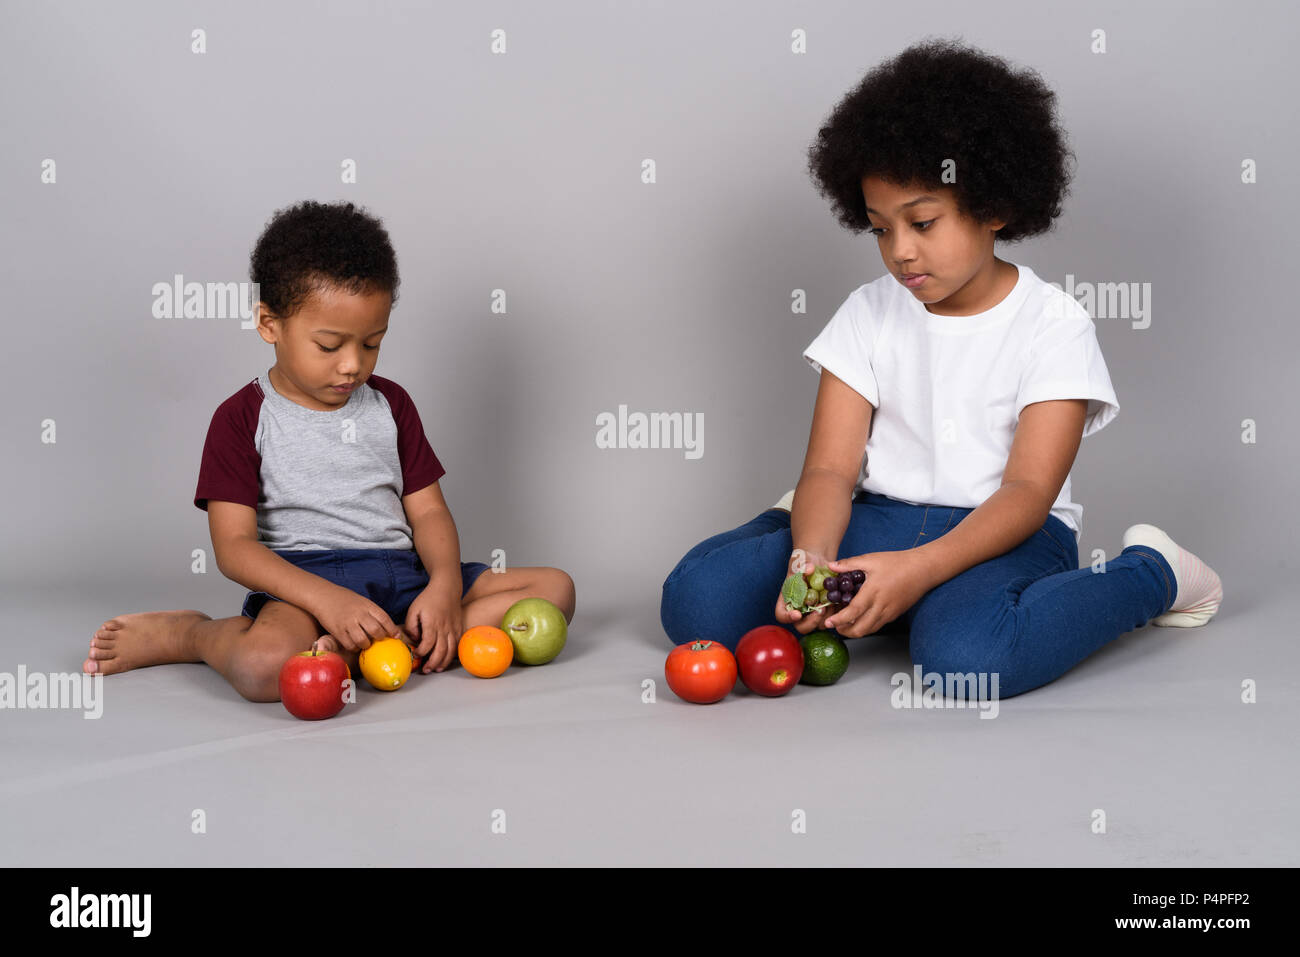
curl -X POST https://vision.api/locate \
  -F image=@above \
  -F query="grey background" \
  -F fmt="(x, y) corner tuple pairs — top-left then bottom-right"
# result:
(1, 0), (1296, 867)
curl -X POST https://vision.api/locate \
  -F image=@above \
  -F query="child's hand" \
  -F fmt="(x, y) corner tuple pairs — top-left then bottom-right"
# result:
(774, 547), (836, 634)
(313, 585), (402, 652)
(775, 596), (834, 635)
(822, 550), (934, 638)
(403, 587), (464, 673)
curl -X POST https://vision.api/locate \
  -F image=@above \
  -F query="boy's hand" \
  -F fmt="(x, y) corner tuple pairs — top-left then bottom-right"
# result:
(313, 585), (402, 652)
(822, 549), (935, 639)
(403, 586), (464, 673)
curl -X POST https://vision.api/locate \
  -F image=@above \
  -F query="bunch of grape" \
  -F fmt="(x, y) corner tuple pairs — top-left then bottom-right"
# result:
(782, 565), (866, 614)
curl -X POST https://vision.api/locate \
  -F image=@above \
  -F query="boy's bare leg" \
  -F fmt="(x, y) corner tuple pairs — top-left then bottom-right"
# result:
(84, 610), (212, 675)
(195, 600), (354, 701)
(84, 601), (359, 702)
(461, 566), (577, 631)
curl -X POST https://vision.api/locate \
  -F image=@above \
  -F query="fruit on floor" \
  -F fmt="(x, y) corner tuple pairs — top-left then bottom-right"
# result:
(358, 636), (414, 691)
(664, 639), (738, 704)
(799, 631), (850, 686)
(500, 597), (567, 665)
(279, 649), (351, 720)
(458, 625), (514, 678)
(735, 625), (804, 696)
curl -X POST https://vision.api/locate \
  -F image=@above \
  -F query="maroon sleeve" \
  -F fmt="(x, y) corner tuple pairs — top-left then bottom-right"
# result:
(194, 381), (263, 511)
(367, 375), (447, 496)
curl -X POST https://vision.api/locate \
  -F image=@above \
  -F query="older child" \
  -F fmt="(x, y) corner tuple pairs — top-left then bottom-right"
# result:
(86, 201), (575, 700)
(661, 40), (1221, 698)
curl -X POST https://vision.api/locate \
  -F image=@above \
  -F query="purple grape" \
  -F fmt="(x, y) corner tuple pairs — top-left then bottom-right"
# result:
(851, 570), (866, 585)
(841, 581), (857, 597)
(836, 575), (853, 592)
(827, 590), (842, 604)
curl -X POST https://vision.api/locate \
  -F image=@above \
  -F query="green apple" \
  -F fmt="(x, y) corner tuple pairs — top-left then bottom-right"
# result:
(500, 597), (567, 665)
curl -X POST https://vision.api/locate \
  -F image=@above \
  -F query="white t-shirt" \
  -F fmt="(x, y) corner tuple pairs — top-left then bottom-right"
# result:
(802, 262), (1119, 542)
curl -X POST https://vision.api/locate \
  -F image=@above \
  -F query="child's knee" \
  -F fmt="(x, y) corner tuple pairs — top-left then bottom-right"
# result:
(660, 566), (711, 647)
(230, 628), (308, 702)
(541, 568), (576, 618)
(909, 619), (1019, 694)
(660, 563), (698, 619)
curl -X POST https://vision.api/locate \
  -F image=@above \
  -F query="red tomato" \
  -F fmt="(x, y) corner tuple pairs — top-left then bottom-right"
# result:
(665, 640), (738, 704)
(735, 625), (804, 696)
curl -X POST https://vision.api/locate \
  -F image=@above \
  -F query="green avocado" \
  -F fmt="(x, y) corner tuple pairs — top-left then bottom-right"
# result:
(800, 631), (850, 686)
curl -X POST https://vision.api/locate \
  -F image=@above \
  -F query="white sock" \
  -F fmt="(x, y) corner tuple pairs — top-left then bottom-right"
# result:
(770, 489), (795, 512)
(1121, 524), (1223, 627)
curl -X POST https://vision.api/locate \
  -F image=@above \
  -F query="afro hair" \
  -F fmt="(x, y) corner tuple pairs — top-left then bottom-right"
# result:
(807, 37), (1076, 244)
(250, 200), (400, 320)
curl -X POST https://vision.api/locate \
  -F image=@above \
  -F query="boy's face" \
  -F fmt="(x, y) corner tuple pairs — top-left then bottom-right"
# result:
(861, 175), (1010, 315)
(257, 281), (391, 410)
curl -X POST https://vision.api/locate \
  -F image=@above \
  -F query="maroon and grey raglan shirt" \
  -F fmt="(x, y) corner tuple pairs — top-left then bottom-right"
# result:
(193, 370), (445, 551)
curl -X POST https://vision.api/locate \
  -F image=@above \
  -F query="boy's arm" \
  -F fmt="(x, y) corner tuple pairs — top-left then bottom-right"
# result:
(207, 501), (338, 616)
(400, 481), (463, 602)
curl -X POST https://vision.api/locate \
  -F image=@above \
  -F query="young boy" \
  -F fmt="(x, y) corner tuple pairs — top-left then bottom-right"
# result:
(84, 200), (576, 701)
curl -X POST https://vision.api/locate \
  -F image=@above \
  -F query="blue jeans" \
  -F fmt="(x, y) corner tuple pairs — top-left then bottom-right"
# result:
(242, 548), (491, 623)
(660, 491), (1177, 699)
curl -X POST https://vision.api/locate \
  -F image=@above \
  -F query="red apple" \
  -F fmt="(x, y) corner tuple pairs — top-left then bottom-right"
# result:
(735, 625), (804, 696)
(279, 649), (351, 720)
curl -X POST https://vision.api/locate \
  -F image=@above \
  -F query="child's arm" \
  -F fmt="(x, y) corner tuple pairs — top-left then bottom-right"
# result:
(207, 501), (338, 612)
(777, 370), (874, 632)
(207, 501), (400, 647)
(912, 398), (1087, 589)
(791, 369), (874, 560)
(401, 481), (463, 600)
(396, 481), (466, 671)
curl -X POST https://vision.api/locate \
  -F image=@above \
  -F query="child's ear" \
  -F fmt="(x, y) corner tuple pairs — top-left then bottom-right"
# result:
(254, 304), (281, 344)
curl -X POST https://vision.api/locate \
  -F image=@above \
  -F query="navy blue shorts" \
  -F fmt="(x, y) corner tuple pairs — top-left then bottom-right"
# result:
(241, 548), (491, 623)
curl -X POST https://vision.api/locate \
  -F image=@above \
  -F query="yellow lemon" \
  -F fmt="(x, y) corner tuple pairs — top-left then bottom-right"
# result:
(358, 637), (413, 691)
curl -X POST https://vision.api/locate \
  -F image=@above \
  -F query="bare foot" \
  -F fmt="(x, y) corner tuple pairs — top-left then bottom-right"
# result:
(84, 610), (210, 675)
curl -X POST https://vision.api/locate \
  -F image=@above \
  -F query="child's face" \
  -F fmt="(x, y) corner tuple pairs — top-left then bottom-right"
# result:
(861, 175), (1008, 311)
(257, 281), (391, 410)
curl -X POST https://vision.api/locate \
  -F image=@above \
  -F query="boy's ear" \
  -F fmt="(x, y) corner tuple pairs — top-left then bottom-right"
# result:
(254, 303), (280, 344)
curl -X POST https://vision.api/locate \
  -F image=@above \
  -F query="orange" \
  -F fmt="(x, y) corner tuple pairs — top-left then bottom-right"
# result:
(457, 626), (514, 678)
(358, 636), (413, 691)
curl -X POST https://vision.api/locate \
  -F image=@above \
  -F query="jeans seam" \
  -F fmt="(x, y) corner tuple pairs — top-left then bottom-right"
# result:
(910, 506), (932, 548)
(937, 507), (956, 535)
(1131, 547), (1174, 609)
(1037, 525), (1073, 562)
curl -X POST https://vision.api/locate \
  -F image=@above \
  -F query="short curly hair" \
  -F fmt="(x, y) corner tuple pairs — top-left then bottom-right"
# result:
(250, 200), (400, 319)
(807, 38), (1076, 244)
